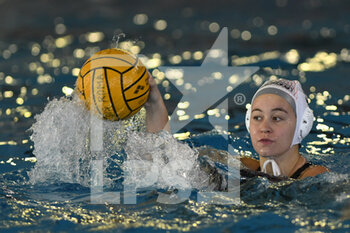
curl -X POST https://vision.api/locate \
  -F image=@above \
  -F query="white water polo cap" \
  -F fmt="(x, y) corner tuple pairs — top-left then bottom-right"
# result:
(245, 78), (314, 147)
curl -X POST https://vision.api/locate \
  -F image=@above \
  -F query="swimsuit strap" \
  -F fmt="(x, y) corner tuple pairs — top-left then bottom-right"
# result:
(256, 162), (313, 179)
(290, 162), (312, 179)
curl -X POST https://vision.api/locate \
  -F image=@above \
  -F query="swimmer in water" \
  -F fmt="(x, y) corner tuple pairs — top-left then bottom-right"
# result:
(145, 74), (329, 180)
(241, 78), (329, 179)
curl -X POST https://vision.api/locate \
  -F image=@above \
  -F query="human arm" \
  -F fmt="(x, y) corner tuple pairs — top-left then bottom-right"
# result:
(144, 73), (170, 133)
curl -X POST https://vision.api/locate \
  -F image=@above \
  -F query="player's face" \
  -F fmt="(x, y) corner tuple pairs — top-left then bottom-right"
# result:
(249, 94), (296, 158)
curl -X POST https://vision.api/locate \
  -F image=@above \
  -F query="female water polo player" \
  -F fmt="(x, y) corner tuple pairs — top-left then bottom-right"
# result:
(241, 78), (329, 178)
(145, 75), (329, 179)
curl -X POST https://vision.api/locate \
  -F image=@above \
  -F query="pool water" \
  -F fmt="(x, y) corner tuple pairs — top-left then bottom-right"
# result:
(1, 0), (350, 232)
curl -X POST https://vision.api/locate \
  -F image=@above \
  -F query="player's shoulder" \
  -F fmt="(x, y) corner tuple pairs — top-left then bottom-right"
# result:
(299, 165), (329, 179)
(240, 156), (260, 171)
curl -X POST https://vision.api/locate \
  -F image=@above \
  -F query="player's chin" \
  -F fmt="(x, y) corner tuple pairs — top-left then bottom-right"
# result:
(256, 147), (275, 157)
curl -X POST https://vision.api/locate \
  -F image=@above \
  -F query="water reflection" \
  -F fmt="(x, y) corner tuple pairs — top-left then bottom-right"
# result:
(0, 1), (350, 232)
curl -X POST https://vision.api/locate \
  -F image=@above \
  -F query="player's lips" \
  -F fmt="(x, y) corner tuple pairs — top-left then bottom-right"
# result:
(258, 138), (274, 145)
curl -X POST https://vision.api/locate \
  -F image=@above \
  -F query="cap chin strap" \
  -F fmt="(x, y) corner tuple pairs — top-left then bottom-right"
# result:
(262, 159), (281, 176)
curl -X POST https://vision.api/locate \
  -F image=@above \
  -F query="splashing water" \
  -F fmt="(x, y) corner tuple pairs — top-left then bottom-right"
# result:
(28, 95), (146, 187)
(28, 95), (210, 192)
(111, 32), (126, 48)
(123, 131), (210, 190)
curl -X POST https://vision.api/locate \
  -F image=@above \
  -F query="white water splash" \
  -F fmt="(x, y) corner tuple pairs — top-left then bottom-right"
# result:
(123, 131), (210, 190)
(28, 95), (146, 187)
(28, 95), (209, 191)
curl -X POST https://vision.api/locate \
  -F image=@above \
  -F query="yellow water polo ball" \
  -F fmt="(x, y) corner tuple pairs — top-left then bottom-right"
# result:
(76, 48), (150, 121)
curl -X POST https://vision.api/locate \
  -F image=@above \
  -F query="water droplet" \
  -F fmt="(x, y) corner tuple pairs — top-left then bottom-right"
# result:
(111, 33), (126, 48)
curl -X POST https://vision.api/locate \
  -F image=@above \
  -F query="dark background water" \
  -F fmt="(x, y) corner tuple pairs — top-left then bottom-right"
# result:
(0, 0), (350, 232)
(1, 0), (350, 140)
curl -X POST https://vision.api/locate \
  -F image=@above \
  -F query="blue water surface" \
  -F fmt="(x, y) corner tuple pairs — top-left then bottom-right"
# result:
(1, 0), (350, 232)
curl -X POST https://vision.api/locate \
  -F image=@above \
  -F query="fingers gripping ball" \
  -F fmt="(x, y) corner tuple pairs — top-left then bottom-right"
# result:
(76, 49), (150, 121)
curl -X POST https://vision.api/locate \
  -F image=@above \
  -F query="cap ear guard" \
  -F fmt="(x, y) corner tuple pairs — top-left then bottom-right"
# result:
(245, 106), (251, 133)
(299, 107), (314, 140)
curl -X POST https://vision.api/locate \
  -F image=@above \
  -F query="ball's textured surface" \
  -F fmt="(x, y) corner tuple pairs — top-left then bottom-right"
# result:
(76, 48), (150, 121)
